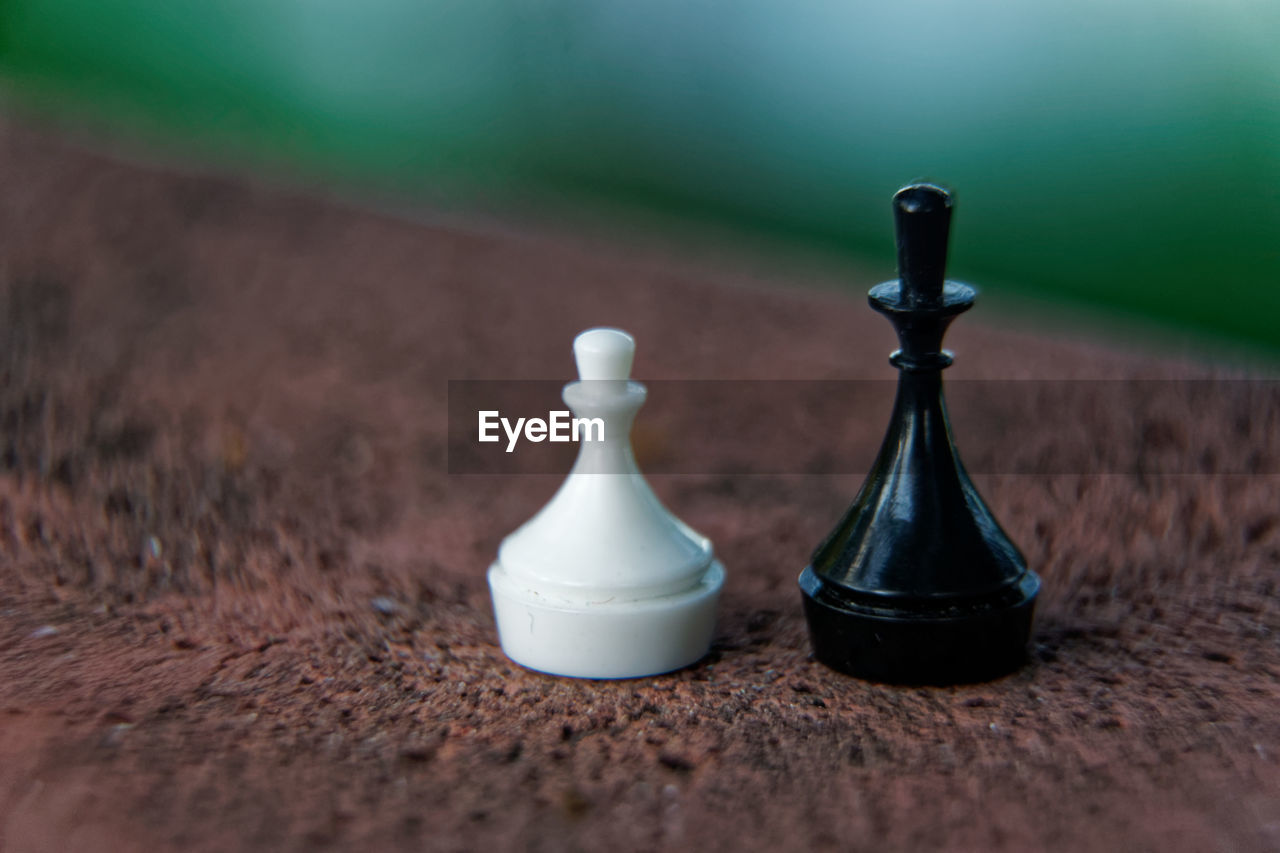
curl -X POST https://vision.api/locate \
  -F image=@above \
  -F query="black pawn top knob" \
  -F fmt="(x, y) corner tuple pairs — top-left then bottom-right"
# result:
(894, 183), (951, 307)
(798, 183), (1040, 684)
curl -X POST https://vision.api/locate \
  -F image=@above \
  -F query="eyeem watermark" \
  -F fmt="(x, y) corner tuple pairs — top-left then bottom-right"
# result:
(478, 410), (605, 453)
(450, 379), (1280, 475)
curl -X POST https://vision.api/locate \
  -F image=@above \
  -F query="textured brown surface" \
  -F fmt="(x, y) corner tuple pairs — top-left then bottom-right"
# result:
(1, 121), (1279, 852)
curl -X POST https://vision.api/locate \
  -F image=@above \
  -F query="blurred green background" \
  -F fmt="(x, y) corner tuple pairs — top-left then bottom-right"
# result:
(3, 0), (1278, 354)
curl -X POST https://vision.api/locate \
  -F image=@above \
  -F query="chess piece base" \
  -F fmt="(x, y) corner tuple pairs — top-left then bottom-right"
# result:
(489, 561), (725, 679)
(799, 567), (1039, 684)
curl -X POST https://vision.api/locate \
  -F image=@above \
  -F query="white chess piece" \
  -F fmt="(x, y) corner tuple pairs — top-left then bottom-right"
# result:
(488, 328), (725, 678)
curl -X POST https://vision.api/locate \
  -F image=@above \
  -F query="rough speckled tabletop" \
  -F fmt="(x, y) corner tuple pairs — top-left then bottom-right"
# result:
(1, 121), (1278, 852)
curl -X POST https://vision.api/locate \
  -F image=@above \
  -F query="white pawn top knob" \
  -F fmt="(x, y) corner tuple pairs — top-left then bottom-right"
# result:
(487, 327), (725, 679)
(573, 328), (634, 380)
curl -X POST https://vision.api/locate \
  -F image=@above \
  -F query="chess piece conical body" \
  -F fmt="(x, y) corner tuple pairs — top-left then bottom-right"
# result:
(489, 328), (725, 678)
(799, 185), (1039, 684)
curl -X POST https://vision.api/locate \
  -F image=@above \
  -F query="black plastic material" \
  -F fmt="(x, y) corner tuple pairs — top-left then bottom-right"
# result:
(799, 183), (1040, 685)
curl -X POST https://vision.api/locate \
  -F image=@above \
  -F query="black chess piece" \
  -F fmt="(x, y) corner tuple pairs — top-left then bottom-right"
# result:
(799, 183), (1040, 684)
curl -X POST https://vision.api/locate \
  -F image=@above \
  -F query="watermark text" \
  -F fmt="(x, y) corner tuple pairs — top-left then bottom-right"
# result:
(478, 410), (605, 452)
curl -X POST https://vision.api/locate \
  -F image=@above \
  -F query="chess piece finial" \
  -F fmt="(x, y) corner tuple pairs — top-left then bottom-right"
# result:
(894, 183), (951, 307)
(798, 184), (1040, 684)
(573, 327), (634, 380)
(488, 328), (725, 678)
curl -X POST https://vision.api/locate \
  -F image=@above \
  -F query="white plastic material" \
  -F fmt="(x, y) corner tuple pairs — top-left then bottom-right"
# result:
(488, 328), (725, 678)
(572, 327), (635, 380)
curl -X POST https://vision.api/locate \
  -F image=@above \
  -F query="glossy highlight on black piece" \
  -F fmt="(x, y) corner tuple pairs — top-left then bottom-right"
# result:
(799, 183), (1040, 685)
